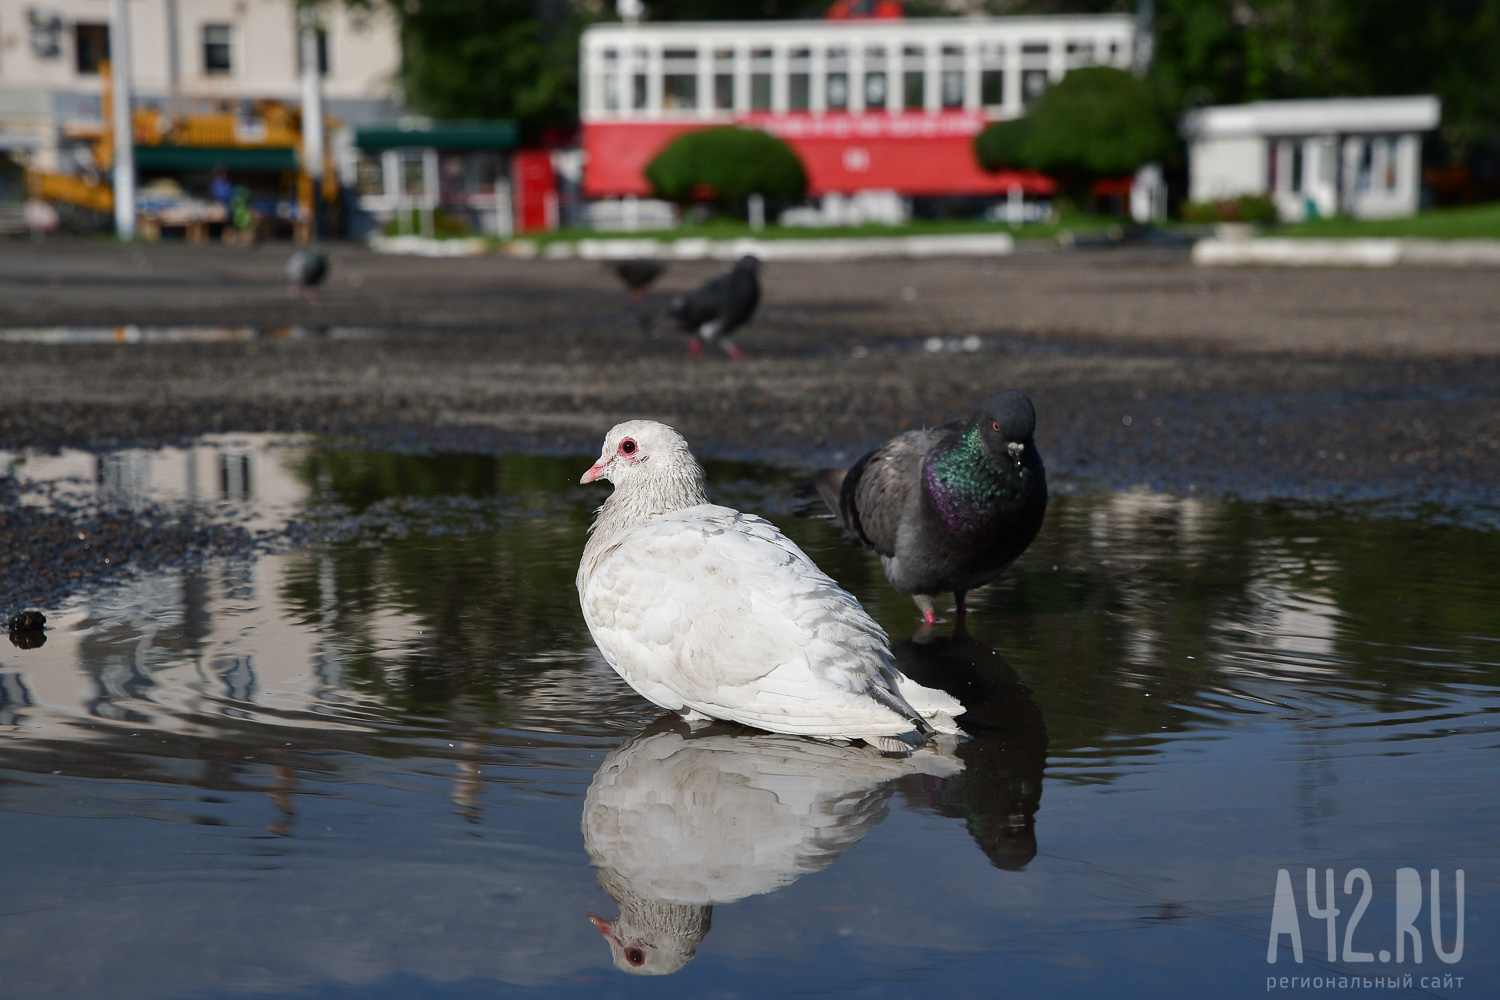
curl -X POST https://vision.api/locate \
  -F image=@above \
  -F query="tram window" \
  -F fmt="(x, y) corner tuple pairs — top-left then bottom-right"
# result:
(1022, 43), (1049, 56)
(827, 72), (849, 111)
(664, 74), (697, 110)
(632, 73), (648, 110)
(865, 71), (887, 109)
(903, 71), (924, 110)
(714, 74), (734, 110)
(603, 73), (620, 112)
(941, 69), (963, 108)
(1021, 69), (1048, 106)
(789, 73), (810, 111)
(751, 73), (772, 110)
(981, 69), (1004, 107)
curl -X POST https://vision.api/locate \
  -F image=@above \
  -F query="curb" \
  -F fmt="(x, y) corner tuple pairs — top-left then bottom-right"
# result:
(1194, 237), (1500, 268)
(555, 232), (1017, 262)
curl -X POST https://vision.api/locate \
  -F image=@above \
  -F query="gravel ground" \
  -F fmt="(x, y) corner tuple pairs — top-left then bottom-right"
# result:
(2, 238), (1498, 509)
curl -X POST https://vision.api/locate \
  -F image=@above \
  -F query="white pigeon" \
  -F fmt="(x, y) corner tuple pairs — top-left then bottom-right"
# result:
(576, 420), (965, 752)
(583, 718), (961, 975)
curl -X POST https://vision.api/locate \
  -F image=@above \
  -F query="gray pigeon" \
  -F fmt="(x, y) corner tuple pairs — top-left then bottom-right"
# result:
(814, 389), (1048, 626)
(667, 255), (760, 359)
(286, 245), (328, 300)
(611, 258), (665, 299)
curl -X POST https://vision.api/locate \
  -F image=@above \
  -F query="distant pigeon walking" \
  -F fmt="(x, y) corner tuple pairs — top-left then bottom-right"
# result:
(611, 258), (666, 300)
(667, 255), (760, 359)
(813, 389), (1048, 627)
(286, 246), (328, 301)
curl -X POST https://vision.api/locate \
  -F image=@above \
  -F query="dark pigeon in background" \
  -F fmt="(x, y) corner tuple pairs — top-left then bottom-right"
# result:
(611, 258), (666, 300)
(667, 255), (761, 359)
(286, 245), (328, 301)
(813, 389), (1048, 626)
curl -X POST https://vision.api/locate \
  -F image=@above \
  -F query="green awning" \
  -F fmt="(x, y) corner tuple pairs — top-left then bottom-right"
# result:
(134, 145), (299, 172)
(355, 120), (519, 152)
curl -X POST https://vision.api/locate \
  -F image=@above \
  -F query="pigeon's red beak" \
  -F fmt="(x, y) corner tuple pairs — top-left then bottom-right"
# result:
(580, 460), (607, 485)
(588, 913), (612, 936)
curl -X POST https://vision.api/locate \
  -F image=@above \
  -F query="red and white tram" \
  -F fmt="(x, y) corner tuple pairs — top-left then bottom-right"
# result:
(579, 11), (1141, 200)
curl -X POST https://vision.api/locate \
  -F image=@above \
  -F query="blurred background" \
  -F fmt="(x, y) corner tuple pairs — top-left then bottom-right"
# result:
(4, 0), (1497, 244)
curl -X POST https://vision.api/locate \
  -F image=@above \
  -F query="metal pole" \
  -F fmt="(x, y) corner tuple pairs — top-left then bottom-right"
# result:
(108, 0), (136, 239)
(164, 0), (181, 124)
(299, 4), (325, 238)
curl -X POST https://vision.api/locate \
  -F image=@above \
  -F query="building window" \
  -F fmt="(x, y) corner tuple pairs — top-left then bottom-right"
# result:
(1021, 69), (1048, 107)
(750, 47), (773, 111)
(74, 23), (109, 75)
(788, 73), (810, 111)
(750, 74), (772, 110)
(981, 69), (1004, 108)
(936, 69), (960, 108)
(297, 28), (329, 77)
(1382, 136), (1399, 190)
(663, 48), (697, 111)
(664, 73), (696, 110)
(713, 47), (734, 111)
(203, 24), (233, 75)
(826, 72), (849, 111)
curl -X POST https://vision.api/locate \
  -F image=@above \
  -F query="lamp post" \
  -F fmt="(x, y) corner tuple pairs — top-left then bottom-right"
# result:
(108, 0), (136, 239)
(299, 3), (325, 239)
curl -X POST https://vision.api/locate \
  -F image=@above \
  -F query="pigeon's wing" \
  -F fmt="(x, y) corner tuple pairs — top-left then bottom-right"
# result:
(670, 275), (727, 332)
(718, 269), (761, 335)
(306, 252), (328, 286)
(581, 505), (932, 738)
(846, 424), (960, 557)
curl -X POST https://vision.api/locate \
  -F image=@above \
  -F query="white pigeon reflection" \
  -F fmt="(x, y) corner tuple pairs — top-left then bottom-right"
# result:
(582, 716), (961, 976)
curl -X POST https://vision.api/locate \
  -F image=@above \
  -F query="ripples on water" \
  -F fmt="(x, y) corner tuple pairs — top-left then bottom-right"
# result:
(0, 437), (1495, 999)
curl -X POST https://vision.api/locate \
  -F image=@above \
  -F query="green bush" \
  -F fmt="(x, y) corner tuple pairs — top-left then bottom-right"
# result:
(644, 126), (807, 207)
(1180, 195), (1277, 225)
(975, 66), (1174, 179)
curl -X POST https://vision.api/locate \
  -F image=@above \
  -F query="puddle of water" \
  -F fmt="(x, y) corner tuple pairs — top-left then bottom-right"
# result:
(1, 436), (1497, 999)
(0, 326), (395, 344)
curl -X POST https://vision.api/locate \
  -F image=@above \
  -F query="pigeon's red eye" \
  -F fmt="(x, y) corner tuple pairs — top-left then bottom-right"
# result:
(620, 438), (637, 456)
(991, 421), (1000, 432)
(626, 948), (645, 966)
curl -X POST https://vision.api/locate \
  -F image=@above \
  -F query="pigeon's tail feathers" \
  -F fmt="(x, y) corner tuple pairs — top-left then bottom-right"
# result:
(791, 469), (843, 522)
(868, 733), (926, 755)
(891, 673), (966, 736)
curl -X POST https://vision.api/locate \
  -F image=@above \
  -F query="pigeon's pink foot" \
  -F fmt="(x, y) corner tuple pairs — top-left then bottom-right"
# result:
(724, 343), (746, 360)
(955, 594), (969, 621)
(687, 339), (705, 359)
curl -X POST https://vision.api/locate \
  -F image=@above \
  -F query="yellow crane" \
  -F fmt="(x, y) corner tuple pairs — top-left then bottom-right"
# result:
(27, 59), (338, 239)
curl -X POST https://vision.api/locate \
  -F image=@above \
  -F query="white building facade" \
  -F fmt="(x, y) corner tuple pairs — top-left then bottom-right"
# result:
(0, 0), (401, 173)
(1182, 96), (1441, 222)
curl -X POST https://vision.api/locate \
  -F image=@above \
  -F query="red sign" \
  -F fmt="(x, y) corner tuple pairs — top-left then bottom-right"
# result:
(582, 113), (1054, 199)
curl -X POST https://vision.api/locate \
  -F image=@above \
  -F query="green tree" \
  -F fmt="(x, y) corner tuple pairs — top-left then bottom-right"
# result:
(974, 66), (1174, 204)
(394, 0), (584, 127)
(644, 127), (807, 208)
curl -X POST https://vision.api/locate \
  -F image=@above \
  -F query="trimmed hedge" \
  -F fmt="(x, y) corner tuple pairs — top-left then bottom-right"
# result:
(975, 66), (1173, 179)
(645, 127), (807, 205)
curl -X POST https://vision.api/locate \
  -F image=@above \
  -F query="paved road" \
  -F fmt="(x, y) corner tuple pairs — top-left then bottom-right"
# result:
(1, 240), (1497, 515)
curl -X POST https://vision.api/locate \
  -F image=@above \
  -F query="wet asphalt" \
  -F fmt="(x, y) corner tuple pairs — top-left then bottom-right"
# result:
(2, 238), (1498, 616)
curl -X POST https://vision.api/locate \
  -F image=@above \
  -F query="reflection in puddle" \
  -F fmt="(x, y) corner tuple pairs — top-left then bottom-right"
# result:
(583, 717), (959, 975)
(0, 437), (1497, 998)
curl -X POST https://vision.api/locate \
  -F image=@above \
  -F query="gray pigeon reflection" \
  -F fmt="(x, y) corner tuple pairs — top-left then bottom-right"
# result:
(582, 715), (961, 975)
(892, 625), (1048, 870)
